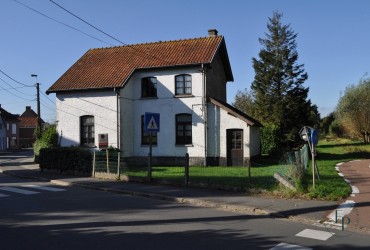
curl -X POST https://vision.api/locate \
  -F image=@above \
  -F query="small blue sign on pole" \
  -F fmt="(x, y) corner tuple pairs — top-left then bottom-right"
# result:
(144, 112), (160, 132)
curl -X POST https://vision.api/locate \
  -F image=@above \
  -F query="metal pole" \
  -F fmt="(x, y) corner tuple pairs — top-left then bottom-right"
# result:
(148, 132), (152, 182)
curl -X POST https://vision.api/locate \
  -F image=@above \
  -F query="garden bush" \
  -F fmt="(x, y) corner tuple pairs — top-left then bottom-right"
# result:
(39, 147), (92, 174)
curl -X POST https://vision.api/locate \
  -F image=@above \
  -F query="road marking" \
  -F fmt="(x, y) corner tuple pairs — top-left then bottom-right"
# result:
(338, 173), (344, 177)
(335, 166), (340, 171)
(344, 178), (351, 183)
(270, 242), (312, 250)
(295, 229), (334, 241)
(351, 186), (359, 195)
(0, 187), (39, 195)
(336, 162), (344, 166)
(327, 200), (355, 222)
(0, 193), (9, 198)
(22, 185), (66, 192)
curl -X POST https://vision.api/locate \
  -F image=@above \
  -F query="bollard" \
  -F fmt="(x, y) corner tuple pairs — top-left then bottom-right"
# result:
(184, 153), (189, 187)
(342, 216), (350, 231)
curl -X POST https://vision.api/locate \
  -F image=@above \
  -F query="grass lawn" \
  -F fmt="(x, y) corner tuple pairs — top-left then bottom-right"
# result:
(302, 138), (370, 200)
(96, 138), (370, 200)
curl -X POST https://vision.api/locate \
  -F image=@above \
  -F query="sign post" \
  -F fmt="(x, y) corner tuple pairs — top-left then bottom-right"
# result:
(144, 112), (160, 182)
(299, 126), (319, 189)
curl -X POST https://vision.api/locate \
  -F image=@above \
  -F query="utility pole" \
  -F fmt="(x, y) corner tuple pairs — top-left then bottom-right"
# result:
(31, 74), (41, 138)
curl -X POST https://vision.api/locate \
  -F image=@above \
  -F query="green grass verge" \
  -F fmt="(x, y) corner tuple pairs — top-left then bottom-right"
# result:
(94, 138), (370, 200)
(302, 138), (370, 200)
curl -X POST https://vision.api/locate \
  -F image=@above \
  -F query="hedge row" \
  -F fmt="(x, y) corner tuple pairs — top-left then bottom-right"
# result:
(39, 147), (92, 174)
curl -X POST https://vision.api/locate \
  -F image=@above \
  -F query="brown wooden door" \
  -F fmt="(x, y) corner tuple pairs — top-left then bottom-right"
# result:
(227, 129), (243, 166)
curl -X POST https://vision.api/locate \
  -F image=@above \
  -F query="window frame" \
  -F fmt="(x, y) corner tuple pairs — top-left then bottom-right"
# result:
(141, 77), (157, 98)
(80, 115), (95, 147)
(141, 115), (157, 145)
(175, 113), (192, 145)
(175, 74), (192, 96)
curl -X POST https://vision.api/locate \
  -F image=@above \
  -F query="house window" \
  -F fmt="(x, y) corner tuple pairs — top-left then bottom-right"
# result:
(175, 74), (192, 95)
(141, 116), (157, 145)
(176, 114), (192, 145)
(80, 115), (95, 147)
(12, 124), (16, 135)
(141, 77), (157, 98)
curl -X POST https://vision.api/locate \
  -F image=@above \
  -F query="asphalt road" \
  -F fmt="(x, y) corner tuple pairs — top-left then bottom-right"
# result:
(0, 173), (370, 250)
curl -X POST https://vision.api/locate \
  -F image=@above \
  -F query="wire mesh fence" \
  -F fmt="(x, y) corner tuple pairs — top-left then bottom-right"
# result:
(276, 144), (309, 182)
(92, 148), (308, 190)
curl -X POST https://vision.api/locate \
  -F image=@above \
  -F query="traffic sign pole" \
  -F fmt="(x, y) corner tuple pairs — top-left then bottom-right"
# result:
(148, 132), (152, 182)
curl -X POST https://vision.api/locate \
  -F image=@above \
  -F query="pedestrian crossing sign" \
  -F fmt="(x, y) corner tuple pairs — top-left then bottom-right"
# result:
(144, 112), (160, 132)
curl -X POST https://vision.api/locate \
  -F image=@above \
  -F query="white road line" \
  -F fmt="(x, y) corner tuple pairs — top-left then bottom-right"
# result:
(21, 185), (66, 192)
(270, 242), (312, 250)
(295, 229), (334, 241)
(336, 162), (344, 166)
(338, 173), (344, 177)
(0, 187), (39, 195)
(351, 186), (359, 194)
(327, 200), (355, 222)
(0, 193), (9, 198)
(344, 178), (351, 183)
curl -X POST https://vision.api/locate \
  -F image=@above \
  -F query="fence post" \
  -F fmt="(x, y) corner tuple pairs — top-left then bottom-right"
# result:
(117, 152), (121, 179)
(92, 151), (96, 178)
(184, 153), (189, 187)
(247, 158), (251, 183)
(106, 149), (110, 174)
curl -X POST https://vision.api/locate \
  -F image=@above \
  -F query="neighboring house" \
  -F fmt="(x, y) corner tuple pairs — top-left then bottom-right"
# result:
(18, 106), (44, 148)
(0, 114), (5, 151)
(0, 104), (20, 150)
(47, 30), (261, 166)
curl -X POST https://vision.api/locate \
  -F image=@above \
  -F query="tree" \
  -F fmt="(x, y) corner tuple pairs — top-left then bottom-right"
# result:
(336, 78), (370, 143)
(233, 88), (256, 118)
(250, 11), (316, 142)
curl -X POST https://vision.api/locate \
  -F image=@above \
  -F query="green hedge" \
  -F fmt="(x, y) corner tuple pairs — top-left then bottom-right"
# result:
(39, 147), (92, 174)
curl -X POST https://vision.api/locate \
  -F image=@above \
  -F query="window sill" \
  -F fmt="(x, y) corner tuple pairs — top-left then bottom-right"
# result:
(140, 96), (158, 100)
(175, 144), (194, 147)
(80, 145), (97, 148)
(174, 94), (194, 98)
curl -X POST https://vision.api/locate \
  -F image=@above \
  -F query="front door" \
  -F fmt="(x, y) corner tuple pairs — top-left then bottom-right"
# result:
(227, 129), (243, 166)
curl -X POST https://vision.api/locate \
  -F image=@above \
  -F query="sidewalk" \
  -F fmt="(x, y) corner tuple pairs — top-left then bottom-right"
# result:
(0, 151), (341, 226)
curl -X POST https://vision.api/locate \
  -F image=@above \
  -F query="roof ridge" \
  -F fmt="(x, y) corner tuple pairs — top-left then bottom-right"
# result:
(91, 35), (223, 51)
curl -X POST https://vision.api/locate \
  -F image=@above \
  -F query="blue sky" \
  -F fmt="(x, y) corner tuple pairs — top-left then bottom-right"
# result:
(1, 0), (370, 123)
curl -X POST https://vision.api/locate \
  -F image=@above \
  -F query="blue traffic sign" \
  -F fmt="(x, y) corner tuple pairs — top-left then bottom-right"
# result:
(144, 112), (160, 132)
(311, 129), (319, 145)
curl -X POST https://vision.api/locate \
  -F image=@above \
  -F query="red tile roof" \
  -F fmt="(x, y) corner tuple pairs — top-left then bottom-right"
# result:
(18, 116), (38, 128)
(47, 35), (233, 93)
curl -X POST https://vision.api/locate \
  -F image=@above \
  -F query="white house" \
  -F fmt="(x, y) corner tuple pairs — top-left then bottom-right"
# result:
(47, 30), (261, 166)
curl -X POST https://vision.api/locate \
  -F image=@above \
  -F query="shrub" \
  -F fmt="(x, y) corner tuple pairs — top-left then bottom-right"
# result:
(33, 125), (59, 163)
(261, 124), (280, 155)
(39, 147), (92, 174)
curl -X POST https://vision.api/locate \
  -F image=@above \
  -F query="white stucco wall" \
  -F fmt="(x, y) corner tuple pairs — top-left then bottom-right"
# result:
(120, 67), (206, 157)
(207, 102), (254, 158)
(56, 90), (118, 148)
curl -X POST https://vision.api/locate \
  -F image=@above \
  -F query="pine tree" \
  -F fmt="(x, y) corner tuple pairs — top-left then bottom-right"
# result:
(251, 11), (315, 142)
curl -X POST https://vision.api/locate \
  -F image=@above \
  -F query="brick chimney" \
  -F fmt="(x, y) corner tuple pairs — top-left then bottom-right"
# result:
(26, 106), (31, 111)
(208, 29), (218, 37)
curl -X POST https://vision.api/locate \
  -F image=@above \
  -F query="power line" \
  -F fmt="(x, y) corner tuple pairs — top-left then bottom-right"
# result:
(13, 0), (113, 46)
(0, 68), (33, 87)
(0, 77), (34, 97)
(48, 0), (173, 66)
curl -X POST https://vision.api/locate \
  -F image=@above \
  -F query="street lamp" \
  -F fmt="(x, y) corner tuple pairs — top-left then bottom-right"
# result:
(31, 74), (41, 138)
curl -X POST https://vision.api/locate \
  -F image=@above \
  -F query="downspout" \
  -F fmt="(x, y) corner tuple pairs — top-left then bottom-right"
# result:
(114, 88), (120, 149)
(202, 64), (207, 166)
